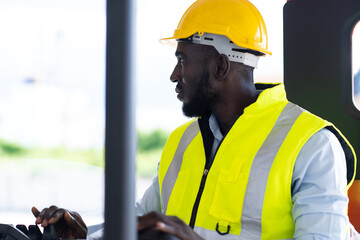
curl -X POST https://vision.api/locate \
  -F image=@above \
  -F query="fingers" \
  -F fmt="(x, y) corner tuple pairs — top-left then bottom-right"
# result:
(137, 212), (178, 234)
(156, 219), (204, 240)
(155, 221), (188, 239)
(156, 221), (174, 233)
(138, 212), (181, 229)
(64, 212), (88, 239)
(34, 207), (49, 225)
(154, 217), (186, 239)
(32, 206), (88, 239)
(32, 205), (66, 227)
(31, 206), (40, 218)
(138, 212), (204, 240)
(138, 211), (164, 231)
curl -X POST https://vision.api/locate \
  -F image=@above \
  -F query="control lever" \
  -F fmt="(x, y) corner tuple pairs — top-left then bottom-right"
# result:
(26, 225), (42, 240)
(41, 225), (58, 240)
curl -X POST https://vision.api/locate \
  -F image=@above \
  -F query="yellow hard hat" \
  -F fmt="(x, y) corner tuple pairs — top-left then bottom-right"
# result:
(160, 0), (272, 56)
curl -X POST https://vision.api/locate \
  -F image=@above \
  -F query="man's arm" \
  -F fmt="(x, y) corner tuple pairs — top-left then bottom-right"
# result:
(136, 174), (162, 215)
(292, 128), (348, 239)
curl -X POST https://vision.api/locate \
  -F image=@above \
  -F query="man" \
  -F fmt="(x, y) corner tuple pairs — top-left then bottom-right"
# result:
(33, 0), (357, 239)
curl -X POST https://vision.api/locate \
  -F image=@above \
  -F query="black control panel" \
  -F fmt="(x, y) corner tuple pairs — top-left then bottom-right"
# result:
(0, 223), (181, 240)
(0, 224), (63, 240)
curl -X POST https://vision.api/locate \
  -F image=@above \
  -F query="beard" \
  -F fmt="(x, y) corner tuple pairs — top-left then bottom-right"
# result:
(182, 71), (219, 118)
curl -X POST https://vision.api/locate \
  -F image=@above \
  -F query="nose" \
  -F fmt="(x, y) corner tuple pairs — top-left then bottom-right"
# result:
(170, 63), (181, 83)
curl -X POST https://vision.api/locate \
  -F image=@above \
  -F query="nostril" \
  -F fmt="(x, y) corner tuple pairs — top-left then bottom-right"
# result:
(170, 73), (179, 83)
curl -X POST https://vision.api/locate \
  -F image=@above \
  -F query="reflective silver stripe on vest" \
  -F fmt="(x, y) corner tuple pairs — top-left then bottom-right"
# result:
(240, 103), (303, 239)
(195, 226), (293, 240)
(161, 120), (200, 213)
(194, 226), (240, 240)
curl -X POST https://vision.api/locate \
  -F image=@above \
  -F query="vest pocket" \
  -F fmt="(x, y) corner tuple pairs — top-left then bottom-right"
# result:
(208, 166), (247, 224)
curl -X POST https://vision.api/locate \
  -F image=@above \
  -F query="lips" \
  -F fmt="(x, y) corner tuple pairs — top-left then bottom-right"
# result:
(175, 85), (184, 100)
(175, 86), (181, 93)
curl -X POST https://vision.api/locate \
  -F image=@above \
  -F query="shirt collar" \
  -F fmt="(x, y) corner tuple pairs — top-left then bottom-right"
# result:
(209, 114), (224, 142)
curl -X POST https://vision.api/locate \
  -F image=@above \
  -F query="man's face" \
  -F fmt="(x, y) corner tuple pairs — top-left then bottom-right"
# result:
(170, 42), (219, 118)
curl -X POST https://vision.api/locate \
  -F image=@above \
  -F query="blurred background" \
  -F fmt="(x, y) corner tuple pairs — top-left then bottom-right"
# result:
(1, 0), (358, 228)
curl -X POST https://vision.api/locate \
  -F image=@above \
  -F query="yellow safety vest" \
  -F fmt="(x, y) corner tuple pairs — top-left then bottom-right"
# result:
(158, 84), (356, 239)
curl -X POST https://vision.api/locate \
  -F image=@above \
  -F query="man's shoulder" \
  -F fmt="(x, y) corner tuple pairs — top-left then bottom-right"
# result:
(287, 101), (331, 126)
(164, 119), (200, 146)
(170, 118), (199, 134)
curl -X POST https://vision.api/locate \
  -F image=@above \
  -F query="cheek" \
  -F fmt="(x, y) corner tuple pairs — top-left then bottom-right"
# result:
(185, 80), (199, 98)
(182, 71), (195, 85)
(181, 65), (194, 84)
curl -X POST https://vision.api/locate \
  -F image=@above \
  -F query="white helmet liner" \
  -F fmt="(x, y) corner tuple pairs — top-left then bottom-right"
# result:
(179, 32), (259, 68)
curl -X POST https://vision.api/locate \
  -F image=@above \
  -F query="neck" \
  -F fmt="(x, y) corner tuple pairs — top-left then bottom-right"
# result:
(212, 83), (259, 135)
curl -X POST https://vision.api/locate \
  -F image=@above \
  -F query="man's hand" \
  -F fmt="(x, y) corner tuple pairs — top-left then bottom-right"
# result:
(138, 212), (204, 240)
(31, 206), (87, 239)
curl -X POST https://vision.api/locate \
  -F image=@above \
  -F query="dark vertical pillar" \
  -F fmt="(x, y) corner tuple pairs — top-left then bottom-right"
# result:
(104, 0), (136, 239)
(284, 0), (360, 178)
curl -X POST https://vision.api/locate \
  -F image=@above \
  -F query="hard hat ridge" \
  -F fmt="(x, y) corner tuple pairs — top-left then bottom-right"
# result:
(160, 0), (271, 56)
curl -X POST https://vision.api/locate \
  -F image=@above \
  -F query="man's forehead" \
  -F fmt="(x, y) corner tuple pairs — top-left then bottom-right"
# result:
(176, 41), (194, 49)
(175, 41), (206, 54)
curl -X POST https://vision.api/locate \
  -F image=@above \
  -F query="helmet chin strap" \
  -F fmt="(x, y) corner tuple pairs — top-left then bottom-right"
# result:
(178, 32), (260, 68)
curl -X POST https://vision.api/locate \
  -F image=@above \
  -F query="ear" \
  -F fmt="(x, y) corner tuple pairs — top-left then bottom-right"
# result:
(214, 54), (230, 80)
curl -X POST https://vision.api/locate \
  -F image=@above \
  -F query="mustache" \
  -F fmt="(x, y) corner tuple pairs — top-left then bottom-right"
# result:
(175, 84), (183, 92)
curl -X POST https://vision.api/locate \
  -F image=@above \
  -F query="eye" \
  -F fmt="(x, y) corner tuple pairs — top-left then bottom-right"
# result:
(179, 57), (185, 66)
(175, 54), (186, 66)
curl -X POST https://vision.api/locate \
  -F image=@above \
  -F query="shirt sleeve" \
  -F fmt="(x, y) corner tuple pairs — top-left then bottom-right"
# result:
(292, 128), (349, 240)
(87, 229), (104, 240)
(86, 172), (162, 240)
(135, 173), (162, 216)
